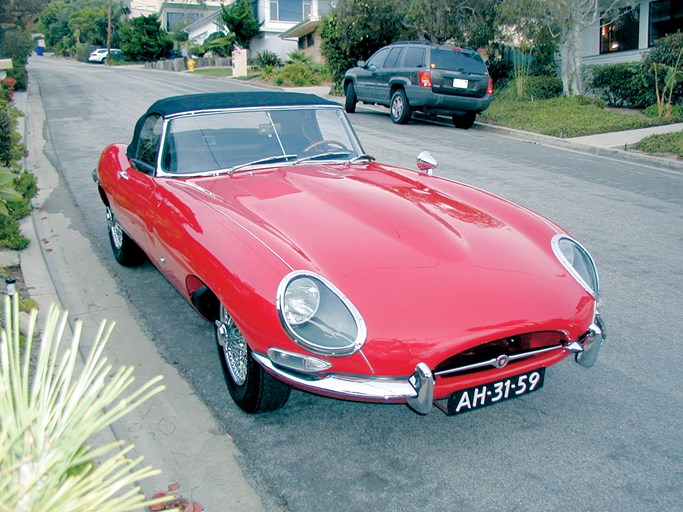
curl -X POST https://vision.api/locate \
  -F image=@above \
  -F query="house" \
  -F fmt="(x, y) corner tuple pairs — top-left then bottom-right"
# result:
(157, 1), (230, 32)
(249, 0), (331, 58)
(580, 0), (682, 65)
(279, 17), (324, 63)
(184, 10), (224, 45)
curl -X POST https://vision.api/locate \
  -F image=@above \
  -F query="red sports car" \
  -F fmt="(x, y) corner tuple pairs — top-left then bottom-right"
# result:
(94, 92), (605, 415)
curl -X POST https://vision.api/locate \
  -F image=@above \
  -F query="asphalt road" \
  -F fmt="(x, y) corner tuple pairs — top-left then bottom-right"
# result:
(27, 56), (682, 512)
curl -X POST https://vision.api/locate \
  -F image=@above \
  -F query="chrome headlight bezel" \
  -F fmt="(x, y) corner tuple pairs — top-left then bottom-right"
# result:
(276, 271), (367, 357)
(551, 234), (600, 298)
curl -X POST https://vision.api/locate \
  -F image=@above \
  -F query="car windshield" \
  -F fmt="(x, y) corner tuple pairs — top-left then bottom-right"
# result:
(161, 106), (365, 176)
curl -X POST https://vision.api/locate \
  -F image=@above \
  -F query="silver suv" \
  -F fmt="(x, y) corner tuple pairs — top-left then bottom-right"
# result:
(343, 41), (494, 128)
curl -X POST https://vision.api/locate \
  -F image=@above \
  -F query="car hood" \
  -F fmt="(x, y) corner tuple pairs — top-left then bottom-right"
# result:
(186, 163), (593, 372)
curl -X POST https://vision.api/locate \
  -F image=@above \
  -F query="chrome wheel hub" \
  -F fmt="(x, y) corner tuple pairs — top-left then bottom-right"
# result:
(217, 306), (248, 386)
(392, 97), (404, 118)
(106, 206), (123, 249)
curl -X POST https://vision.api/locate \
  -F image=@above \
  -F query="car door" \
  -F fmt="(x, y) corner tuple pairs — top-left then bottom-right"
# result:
(111, 113), (163, 256)
(355, 47), (390, 102)
(374, 46), (404, 104)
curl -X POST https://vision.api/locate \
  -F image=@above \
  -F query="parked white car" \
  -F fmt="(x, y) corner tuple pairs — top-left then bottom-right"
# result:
(88, 48), (122, 63)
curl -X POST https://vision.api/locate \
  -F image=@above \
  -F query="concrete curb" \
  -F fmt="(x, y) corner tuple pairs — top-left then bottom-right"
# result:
(16, 81), (266, 511)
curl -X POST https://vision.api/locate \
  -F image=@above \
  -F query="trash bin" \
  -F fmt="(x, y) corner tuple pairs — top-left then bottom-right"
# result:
(187, 59), (196, 72)
(35, 46), (44, 56)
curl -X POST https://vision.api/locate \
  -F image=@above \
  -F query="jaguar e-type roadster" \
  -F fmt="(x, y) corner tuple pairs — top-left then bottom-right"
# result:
(94, 92), (606, 415)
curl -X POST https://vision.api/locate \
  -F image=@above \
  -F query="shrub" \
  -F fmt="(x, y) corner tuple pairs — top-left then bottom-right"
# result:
(587, 62), (648, 107)
(287, 50), (313, 66)
(253, 50), (282, 68)
(0, 78), (15, 102)
(0, 294), (171, 511)
(0, 102), (25, 167)
(645, 103), (683, 121)
(640, 31), (683, 107)
(272, 62), (320, 86)
(5, 67), (27, 92)
(498, 76), (562, 101)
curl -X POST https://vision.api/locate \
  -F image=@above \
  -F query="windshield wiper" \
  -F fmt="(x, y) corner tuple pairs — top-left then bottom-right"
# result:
(349, 153), (376, 163)
(295, 150), (354, 164)
(227, 154), (297, 175)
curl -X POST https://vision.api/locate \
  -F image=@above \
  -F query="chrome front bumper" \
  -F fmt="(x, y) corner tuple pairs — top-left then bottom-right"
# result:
(253, 313), (606, 415)
(252, 353), (435, 414)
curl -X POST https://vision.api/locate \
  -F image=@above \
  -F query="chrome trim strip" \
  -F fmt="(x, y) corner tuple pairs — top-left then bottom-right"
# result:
(434, 345), (566, 378)
(253, 353), (430, 407)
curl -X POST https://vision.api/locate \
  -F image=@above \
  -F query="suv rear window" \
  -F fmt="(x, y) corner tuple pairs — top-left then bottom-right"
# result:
(430, 48), (487, 74)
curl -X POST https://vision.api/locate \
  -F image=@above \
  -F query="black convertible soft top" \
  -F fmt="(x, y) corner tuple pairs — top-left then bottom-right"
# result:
(127, 91), (337, 159)
(147, 91), (337, 116)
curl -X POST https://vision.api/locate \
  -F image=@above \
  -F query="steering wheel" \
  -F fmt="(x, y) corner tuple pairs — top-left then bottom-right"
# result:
(302, 139), (349, 153)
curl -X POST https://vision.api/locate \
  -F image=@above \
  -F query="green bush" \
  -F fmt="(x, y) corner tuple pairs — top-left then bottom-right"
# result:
(497, 76), (562, 101)
(272, 62), (320, 86)
(641, 31), (683, 107)
(587, 62), (647, 107)
(253, 50), (282, 68)
(0, 102), (25, 166)
(5, 67), (27, 92)
(645, 103), (683, 121)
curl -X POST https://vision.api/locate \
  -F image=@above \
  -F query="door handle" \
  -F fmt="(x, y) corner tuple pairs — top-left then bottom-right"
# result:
(117, 170), (129, 180)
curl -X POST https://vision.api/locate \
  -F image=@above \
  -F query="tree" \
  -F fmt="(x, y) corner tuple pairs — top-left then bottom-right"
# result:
(0, 0), (49, 29)
(118, 14), (173, 61)
(219, 0), (261, 50)
(68, 6), (109, 46)
(321, 0), (409, 84)
(403, 0), (499, 50)
(497, 0), (637, 96)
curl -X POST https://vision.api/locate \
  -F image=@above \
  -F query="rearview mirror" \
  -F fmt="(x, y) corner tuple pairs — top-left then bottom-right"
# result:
(416, 151), (437, 175)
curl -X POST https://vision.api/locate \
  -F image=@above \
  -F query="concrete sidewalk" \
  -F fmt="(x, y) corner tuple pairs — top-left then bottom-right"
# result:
(14, 82), (266, 510)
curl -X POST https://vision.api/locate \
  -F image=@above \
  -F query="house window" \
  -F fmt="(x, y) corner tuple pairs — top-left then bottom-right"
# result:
(270, 0), (304, 22)
(649, 0), (683, 46)
(600, 7), (640, 54)
(304, 0), (311, 19)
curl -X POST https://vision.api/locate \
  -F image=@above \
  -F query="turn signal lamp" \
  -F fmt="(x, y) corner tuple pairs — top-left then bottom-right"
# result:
(486, 78), (494, 95)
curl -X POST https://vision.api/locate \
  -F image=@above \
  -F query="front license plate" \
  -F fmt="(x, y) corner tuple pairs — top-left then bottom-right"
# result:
(447, 368), (545, 415)
(452, 78), (469, 89)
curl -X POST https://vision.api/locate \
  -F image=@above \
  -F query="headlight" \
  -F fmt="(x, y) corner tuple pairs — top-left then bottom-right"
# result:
(552, 235), (600, 297)
(277, 271), (366, 356)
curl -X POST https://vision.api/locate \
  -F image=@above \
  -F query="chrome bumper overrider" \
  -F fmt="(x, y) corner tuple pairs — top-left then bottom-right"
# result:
(253, 313), (606, 415)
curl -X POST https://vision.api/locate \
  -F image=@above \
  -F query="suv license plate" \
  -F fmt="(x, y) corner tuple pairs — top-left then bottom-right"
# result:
(446, 368), (545, 415)
(452, 78), (469, 89)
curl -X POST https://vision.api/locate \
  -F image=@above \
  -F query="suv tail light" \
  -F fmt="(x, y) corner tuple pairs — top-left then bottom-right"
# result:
(486, 78), (494, 95)
(418, 70), (432, 88)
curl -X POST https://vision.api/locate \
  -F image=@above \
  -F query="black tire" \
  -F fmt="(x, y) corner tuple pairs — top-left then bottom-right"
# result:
(344, 82), (357, 113)
(452, 112), (476, 129)
(216, 304), (291, 413)
(390, 89), (412, 124)
(106, 205), (145, 266)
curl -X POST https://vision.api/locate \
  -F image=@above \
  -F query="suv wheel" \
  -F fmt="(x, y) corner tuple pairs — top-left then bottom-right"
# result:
(345, 83), (357, 113)
(452, 112), (476, 129)
(390, 90), (412, 124)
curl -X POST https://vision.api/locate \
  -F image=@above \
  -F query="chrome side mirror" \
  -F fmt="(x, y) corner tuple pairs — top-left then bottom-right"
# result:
(416, 151), (437, 175)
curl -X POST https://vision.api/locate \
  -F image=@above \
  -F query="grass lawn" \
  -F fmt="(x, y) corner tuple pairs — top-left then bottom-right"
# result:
(192, 67), (233, 77)
(480, 96), (676, 138)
